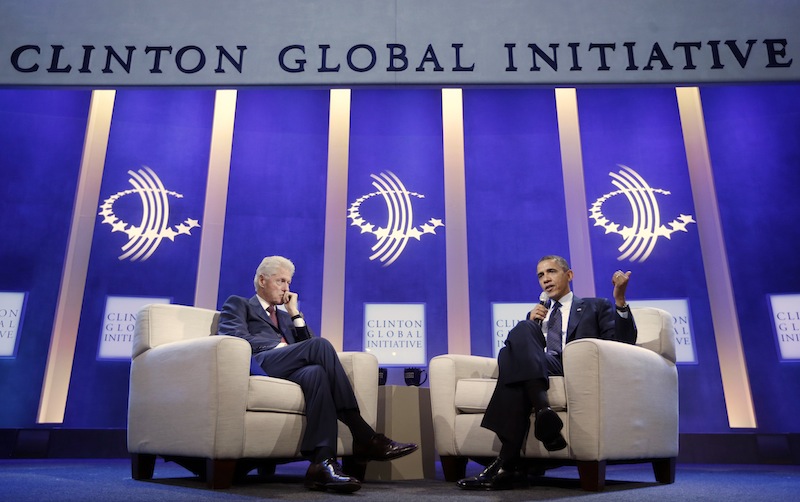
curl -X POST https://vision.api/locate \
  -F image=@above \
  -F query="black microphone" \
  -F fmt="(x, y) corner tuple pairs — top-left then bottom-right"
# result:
(534, 291), (549, 326)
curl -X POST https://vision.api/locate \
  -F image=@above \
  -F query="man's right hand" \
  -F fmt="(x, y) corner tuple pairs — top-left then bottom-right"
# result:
(528, 303), (548, 323)
(283, 291), (300, 317)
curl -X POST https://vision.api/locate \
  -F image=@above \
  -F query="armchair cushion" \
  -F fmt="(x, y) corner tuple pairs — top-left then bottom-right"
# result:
(453, 376), (567, 414)
(247, 376), (306, 414)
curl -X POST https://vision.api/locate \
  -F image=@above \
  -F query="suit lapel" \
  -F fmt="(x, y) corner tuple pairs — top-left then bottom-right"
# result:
(567, 296), (585, 342)
(249, 295), (274, 326)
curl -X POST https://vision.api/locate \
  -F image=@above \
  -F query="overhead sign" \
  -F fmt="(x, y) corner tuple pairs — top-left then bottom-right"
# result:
(1, 0), (797, 86)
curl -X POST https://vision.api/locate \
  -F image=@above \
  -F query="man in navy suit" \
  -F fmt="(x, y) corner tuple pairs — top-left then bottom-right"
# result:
(457, 255), (637, 491)
(218, 256), (417, 493)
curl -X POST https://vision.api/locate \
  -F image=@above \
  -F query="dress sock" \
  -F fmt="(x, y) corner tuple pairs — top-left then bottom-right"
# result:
(337, 408), (376, 444)
(312, 446), (337, 464)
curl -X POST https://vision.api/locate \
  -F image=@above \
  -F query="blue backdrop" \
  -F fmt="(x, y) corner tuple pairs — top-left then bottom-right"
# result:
(343, 89), (448, 362)
(578, 87), (728, 432)
(0, 86), (799, 435)
(65, 90), (215, 427)
(462, 89), (567, 356)
(702, 84), (800, 433)
(0, 90), (90, 428)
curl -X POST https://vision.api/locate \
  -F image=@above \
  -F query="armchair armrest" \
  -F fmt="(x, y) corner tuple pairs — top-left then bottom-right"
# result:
(429, 354), (498, 456)
(336, 351), (379, 429)
(563, 338), (679, 461)
(128, 335), (252, 459)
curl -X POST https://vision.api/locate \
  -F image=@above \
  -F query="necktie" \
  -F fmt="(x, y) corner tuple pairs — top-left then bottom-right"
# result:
(267, 305), (278, 327)
(546, 301), (562, 355)
(267, 306), (287, 344)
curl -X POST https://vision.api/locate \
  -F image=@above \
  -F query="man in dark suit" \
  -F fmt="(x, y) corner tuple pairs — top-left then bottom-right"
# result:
(457, 255), (637, 491)
(217, 256), (417, 494)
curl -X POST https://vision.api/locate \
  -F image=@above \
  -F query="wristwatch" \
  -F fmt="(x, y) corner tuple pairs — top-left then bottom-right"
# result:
(615, 303), (630, 312)
(291, 313), (304, 321)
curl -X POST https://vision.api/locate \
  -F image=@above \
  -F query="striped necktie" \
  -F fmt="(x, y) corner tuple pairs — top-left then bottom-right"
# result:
(546, 301), (562, 355)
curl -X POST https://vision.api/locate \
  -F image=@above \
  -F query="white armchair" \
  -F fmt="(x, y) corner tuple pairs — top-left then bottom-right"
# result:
(127, 303), (379, 488)
(429, 307), (678, 491)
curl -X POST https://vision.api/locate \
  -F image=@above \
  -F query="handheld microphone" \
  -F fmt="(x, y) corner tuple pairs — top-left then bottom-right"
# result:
(534, 291), (549, 326)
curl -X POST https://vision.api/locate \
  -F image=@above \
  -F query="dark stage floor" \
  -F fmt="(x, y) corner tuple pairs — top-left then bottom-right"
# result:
(1, 458), (799, 501)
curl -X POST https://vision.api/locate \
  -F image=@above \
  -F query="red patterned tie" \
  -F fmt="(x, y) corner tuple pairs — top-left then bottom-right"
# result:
(268, 306), (287, 344)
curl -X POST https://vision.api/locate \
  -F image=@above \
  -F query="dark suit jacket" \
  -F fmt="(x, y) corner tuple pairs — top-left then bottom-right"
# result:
(560, 296), (636, 346)
(217, 295), (312, 353)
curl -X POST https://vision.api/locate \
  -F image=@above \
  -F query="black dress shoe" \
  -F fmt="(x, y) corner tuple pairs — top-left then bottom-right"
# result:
(534, 407), (568, 451)
(456, 457), (526, 491)
(353, 433), (418, 461)
(305, 458), (361, 493)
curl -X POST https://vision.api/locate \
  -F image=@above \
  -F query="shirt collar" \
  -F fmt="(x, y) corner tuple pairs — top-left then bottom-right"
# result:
(256, 294), (273, 313)
(553, 291), (574, 309)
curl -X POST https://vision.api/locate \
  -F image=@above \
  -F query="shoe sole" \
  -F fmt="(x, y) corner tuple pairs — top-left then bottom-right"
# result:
(355, 445), (419, 462)
(543, 435), (568, 451)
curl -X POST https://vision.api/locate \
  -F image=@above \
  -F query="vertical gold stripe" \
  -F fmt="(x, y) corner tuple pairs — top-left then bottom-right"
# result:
(37, 90), (116, 424)
(320, 89), (351, 351)
(441, 88), (471, 355)
(676, 86), (757, 428)
(194, 89), (237, 309)
(555, 88), (596, 296)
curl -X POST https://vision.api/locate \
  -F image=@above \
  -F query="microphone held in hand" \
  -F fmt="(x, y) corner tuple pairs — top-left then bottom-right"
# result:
(535, 291), (549, 326)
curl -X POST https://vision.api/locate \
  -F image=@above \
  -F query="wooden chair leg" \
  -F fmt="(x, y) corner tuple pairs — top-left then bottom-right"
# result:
(205, 458), (237, 489)
(652, 457), (676, 484)
(131, 453), (156, 480)
(576, 460), (607, 491)
(440, 455), (468, 482)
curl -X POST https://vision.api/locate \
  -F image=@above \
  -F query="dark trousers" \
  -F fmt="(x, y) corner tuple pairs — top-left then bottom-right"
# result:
(481, 320), (562, 454)
(253, 337), (359, 455)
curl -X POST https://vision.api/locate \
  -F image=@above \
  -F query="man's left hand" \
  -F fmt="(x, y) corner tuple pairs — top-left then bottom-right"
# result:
(612, 270), (631, 307)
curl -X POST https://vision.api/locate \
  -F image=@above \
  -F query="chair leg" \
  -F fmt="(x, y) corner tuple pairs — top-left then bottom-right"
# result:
(205, 458), (237, 489)
(652, 457), (676, 484)
(257, 462), (277, 479)
(341, 456), (367, 482)
(576, 460), (607, 491)
(131, 453), (156, 480)
(440, 455), (468, 482)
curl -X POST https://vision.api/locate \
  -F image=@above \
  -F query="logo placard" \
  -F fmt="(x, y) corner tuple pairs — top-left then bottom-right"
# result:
(98, 296), (170, 360)
(629, 299), (696, 363)
(491, 303), (536, 358)
(363, 303), (426, 366)
(768, 294), (800, 361)
(0, 292), (27, 358)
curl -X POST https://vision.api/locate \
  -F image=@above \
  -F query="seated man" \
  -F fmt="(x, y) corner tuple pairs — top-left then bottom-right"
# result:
(217, 255), (417, 493)
(457, 255), (637, 491)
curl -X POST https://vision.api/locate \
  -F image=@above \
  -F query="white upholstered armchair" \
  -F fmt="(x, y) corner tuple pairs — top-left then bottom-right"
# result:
(429, 307), (678, 491)
(127, 303), (379, 488)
